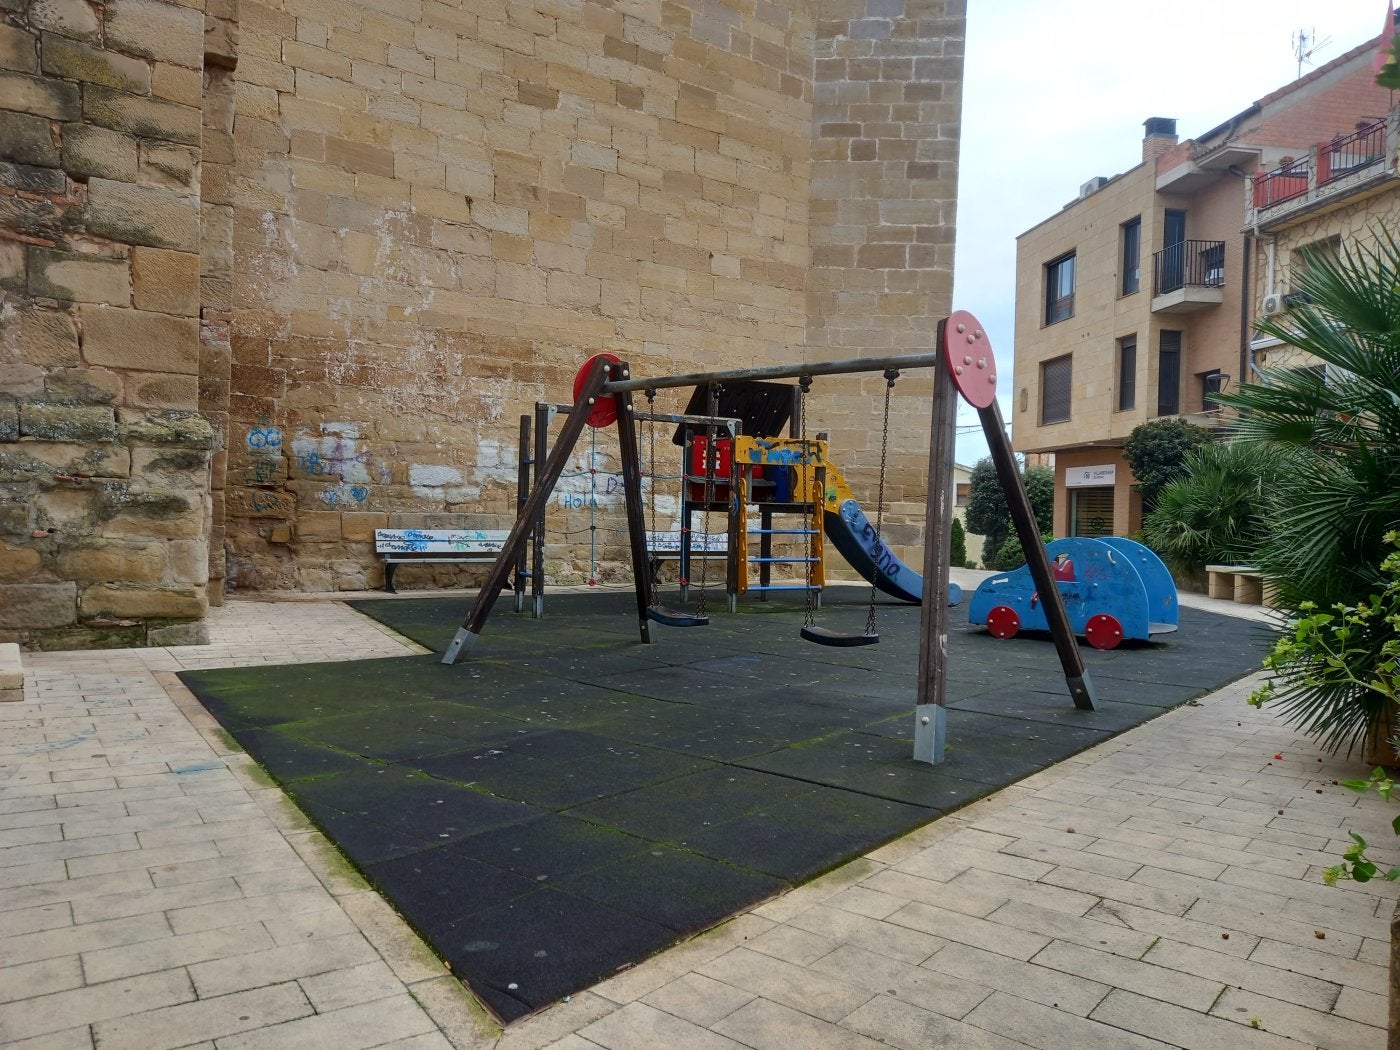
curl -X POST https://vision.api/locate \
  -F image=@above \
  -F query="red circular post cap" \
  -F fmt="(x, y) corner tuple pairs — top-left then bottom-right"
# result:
(941, 310), (998, 409)
(572, 352), (622, 427)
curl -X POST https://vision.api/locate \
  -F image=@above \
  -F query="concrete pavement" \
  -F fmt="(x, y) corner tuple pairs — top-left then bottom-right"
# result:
(2, 582), (1397, 1049)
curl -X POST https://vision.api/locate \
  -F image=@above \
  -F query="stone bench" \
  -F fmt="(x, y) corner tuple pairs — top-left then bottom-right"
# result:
(645, 530), (728, 562)
(1206, 564), (1264, 605)
(0, 642), (23, 702)
(375, 528), (511, 593)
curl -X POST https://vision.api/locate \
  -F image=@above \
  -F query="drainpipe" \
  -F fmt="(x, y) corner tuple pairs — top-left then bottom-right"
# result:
(1250, 238), (1278, 381)
(1239, 232), (1252, 388)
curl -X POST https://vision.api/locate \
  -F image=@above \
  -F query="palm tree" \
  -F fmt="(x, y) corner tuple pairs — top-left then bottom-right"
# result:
(1142, 440), (1278, 576)
(1216, 227), (1400, 754)
(1220, 228), (1400, 613)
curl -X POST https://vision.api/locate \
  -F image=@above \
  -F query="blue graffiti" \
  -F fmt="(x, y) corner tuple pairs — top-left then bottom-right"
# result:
(247, 426), (282, 450)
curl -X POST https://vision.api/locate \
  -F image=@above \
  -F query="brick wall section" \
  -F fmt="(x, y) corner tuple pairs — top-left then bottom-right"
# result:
(807, 0), (964, 568)
(0, 0), (215, 646)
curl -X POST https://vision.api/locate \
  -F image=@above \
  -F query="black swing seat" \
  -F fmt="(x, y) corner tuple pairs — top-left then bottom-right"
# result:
(800, 625), (878, 647)
(648, 605), (709, 628)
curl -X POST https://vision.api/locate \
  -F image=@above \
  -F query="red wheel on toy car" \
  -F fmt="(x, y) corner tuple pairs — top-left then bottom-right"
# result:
(986, 605), (1020, 639)
(1085, 613), (1123, 650)
(573, 352), (621, 427)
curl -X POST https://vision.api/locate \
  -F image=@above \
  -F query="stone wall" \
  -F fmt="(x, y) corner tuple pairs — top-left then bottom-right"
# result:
(807, 0), (963, 569)
(2, 0), (966, 637)
(0, 0), (217, 647)
(222, 0), (964, 593)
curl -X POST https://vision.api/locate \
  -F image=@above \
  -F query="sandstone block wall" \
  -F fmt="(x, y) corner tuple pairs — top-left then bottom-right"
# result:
(224, 0), (964, 593)
(0, 0), (216, 647)
(2, 0), (965, 637)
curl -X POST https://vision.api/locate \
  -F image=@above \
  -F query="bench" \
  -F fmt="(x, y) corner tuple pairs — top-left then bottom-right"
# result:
(646, 530), (728, 559)
(375, 529), (511, 593)
(1206, 564), (1264, 605)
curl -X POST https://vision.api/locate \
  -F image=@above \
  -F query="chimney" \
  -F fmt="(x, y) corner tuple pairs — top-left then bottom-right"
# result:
(1142, 116), (1178, 163)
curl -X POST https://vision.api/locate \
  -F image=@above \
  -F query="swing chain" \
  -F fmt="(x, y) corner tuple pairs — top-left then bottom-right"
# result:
(645, 388), (659, 610)
(865, 368), (898, 636)
(696, 383), (721, 619)
(798, 376), (818, 629)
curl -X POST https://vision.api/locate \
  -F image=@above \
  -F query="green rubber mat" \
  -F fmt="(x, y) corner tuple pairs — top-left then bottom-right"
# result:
(179, 588), (1268, 1022)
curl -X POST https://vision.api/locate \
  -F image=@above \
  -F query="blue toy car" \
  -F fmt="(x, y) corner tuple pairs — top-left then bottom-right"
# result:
(968, 537), (1178, 649)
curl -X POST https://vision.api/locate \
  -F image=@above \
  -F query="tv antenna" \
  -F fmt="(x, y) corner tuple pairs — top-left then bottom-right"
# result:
(1292, 27), (1332, 78)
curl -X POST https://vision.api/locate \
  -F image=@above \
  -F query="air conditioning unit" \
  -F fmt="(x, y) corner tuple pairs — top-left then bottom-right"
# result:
(1261, 293), (1288, 317)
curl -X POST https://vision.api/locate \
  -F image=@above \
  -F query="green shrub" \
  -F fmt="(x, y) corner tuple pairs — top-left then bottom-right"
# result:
(1141, 441), (1279, 574)
(1123, 418), (1213, 515)
(1218, 227), (1400, 753)
(992, 533), (1053, 572)
(1249, 535), (1400, 756)
(949, 518), (967, 567)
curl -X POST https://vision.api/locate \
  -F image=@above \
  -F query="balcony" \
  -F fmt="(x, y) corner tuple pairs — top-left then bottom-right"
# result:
(1150, 239), (1226, 314)
(1249, 117), (1397, 231)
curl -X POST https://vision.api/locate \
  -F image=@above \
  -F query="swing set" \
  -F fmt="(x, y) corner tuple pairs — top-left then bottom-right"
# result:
(441, 311), (1099, 765)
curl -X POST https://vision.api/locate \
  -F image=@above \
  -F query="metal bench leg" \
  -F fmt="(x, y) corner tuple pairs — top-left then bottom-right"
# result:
(384, 562), (397, 593)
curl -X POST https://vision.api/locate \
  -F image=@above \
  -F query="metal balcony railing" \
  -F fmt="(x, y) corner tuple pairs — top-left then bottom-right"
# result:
(1253, 163), (1310, 209)
(1152, 239), (1226, 295)
(1318, 118), (1387, 186)
(1252, 117), (1390, 214)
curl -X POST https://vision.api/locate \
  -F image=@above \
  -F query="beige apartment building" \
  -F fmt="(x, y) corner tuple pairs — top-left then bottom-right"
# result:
(1012, 36), (1395, 539)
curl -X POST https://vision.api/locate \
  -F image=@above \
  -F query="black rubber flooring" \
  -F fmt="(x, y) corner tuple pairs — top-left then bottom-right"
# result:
(179, 587), (1270, 1023)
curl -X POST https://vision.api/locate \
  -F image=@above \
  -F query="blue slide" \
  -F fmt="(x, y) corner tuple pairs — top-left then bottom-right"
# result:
(823, 497), (962, 607)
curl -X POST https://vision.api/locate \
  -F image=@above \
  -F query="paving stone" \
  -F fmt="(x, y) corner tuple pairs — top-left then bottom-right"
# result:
(922, 940), (1110, 1016)
(984, 899), (1158, 959)
(808, 943), (991, 1019)
(81, 922), (274, 983)
(72, 875), (243, 923)
(1143, 937), (1341, 1011)
(785, 902), (946, 965)
(1089, 987), (1308, 1049)
(188, 930), (378, 997)
(963, 988), (1175, 1049)
(639, 972), (755, 1028)
(296, 959), (403, 1012)
(697, 946), (876, 1023)
(712, 997), (889, 1050)
(215, 994), (437, 1050)
(580, 1001), (747, 1050)
(90, 982), (312, 1050)
(3, 912), (170, 967)
(1030, 939), (1223, 1011)
(886, 901), (1052, 961)
(841, 993), (1035, 1050)
(0, 955), (85, 1005)
(0, 969), (193, 1044)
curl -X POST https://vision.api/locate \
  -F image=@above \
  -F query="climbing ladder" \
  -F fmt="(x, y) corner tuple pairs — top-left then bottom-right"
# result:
(731, 436), (825, 601)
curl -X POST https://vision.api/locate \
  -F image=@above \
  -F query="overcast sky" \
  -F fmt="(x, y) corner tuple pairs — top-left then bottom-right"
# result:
(949, 0), (1390, 464)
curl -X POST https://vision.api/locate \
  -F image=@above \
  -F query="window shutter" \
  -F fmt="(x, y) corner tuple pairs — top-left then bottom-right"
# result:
(1041, 355), (1072, 424)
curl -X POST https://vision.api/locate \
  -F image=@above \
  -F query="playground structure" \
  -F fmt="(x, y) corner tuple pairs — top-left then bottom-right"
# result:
(969, 537), (1180, 650)
(441, 311), (1101, 764)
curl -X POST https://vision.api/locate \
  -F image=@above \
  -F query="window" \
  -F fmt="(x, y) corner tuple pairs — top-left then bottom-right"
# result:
(1070, 487), (1115, 538)
(1292, 234), (1341, 294)
(1199, 369), (1228, 411)
(1045, 252), (1075, 324)
(1158, 209), (1187, 293)
(1157, 330), (1181, 416)
(1120, 218), (1141, 295)
(1041, 354), (1072, 424)
(1117, 336), (1136, 411)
